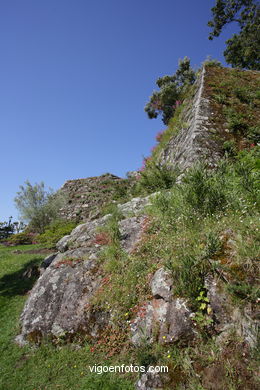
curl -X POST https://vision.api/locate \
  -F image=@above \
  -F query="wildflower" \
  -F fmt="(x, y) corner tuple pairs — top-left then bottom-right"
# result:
(167, 354), (171, 358)
(162, 336), (166, 339)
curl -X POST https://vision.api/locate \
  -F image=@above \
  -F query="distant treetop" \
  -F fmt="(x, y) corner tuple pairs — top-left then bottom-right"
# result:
(208, 0), (260, 70)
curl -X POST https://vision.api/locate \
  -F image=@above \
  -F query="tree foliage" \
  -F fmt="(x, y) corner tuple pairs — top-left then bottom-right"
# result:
(144, 57), (196, 125)
(14, 180), (66, 233)
(208, 0), (260, 70)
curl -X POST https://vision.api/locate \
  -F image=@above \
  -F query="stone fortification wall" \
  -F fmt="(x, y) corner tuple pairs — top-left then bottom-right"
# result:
(58, 173), (127, 222)
(158, 66), (222, 170)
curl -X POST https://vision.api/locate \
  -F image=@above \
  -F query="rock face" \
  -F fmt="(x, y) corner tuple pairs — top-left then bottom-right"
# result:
(16, 212), (145, 345)
(131, 268), (195, 346)
(205, 275), (259, 349)
(136, 369), (164, 390)
(158, 67), (222, 171)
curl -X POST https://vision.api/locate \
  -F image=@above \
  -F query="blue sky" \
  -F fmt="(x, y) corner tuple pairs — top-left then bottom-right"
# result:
(0, 0), (237, 221)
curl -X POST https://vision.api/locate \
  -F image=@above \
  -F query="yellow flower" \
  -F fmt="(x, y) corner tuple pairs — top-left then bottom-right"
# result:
(167, 354), (171, 358)
(162, 336), (166, 339)
(125, 312), (129, 316)
(207, 306), (212, 314)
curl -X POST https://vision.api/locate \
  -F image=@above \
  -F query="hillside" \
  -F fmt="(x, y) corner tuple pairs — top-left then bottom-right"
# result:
(0, 64), (259, 390)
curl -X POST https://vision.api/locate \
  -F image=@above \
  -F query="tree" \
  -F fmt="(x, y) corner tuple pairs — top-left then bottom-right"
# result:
(208, 0), (260, 70)
(0, 217), (14, 239)
(14, 180), (65, 233)
(144, 57), (196, 125)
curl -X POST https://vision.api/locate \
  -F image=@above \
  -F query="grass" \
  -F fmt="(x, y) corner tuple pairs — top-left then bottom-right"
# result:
(205, 65), (260, 148)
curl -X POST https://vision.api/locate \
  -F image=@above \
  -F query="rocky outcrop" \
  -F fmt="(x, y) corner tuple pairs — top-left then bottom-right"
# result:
(131, 268), (195, 346)
(16, 212), (145, 345)
(158, 67), (222, 171)
(205, 275), (259, 349)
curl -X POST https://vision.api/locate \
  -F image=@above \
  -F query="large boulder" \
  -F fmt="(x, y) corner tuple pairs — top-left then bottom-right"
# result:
(205, 275), (259, 349)
(16, 214), (145, 345)
(131, 268), (195, 346)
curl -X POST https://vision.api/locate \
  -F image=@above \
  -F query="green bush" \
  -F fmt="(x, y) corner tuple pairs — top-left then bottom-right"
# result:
(223, 140), (237, 157)
(226, 109), (248, 134)
(7, 232), (35, 245)
(37, 220), (77, 247)
(137, 162), (179, 194)
(248, 125), (260, 144)
(144, 57), (196, 125)
(182, 162), (229, 216)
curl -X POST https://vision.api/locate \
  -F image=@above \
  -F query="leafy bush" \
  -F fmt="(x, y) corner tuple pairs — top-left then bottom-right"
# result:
(37, 220), (77, 247)
(136, 162), (179, 194)
(203, 58), (222, 67)
(248, 125), (260, 144)
(234, 87), (251, 104)
(226, 109), (248, 134)
(144, 57), (196, 125)
(7, 232), (35, 245)
(223, 140), (237, 157)
(182, 162), (229, 215)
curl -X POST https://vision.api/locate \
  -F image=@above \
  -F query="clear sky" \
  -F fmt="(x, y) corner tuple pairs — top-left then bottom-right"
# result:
(0, 0), (237, 221)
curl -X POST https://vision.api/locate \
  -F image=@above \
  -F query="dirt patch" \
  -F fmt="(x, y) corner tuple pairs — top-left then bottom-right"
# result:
(12, 248), (54, 255)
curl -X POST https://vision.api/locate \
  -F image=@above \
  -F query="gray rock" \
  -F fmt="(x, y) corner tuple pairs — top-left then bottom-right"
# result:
(131, 267), (194, 346)
(131, 298), (195, 346)
(119, 216), (145, 252)
(56, 215), (111, 252)
(56, 235), (70, 252)
(136, 369), (164, 390)
(118, 195), (156, 217)
(150, 268), (173, 301)
(205, 275), (259, 349)
(17, 215), (146, 345)
(16, 248), (105, 345)
(205, 274), (233, 330)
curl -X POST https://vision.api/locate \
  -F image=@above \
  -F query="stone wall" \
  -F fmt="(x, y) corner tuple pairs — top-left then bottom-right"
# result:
(58, 173), (129, 222)
(158, 66), (222, 171)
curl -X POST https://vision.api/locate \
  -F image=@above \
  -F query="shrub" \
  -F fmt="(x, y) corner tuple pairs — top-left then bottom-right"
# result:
(223, 140), (237, 157)
(226, 109), (248, 134)
(248, 125), (260, 144)
(37, 220), (77, 247)
(182, 162), (229, 215)
(234, 87), (251, 104)
(144, 57), (196, 125)
(7, 232), (35, 246)
(137, 161), (179, 194)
